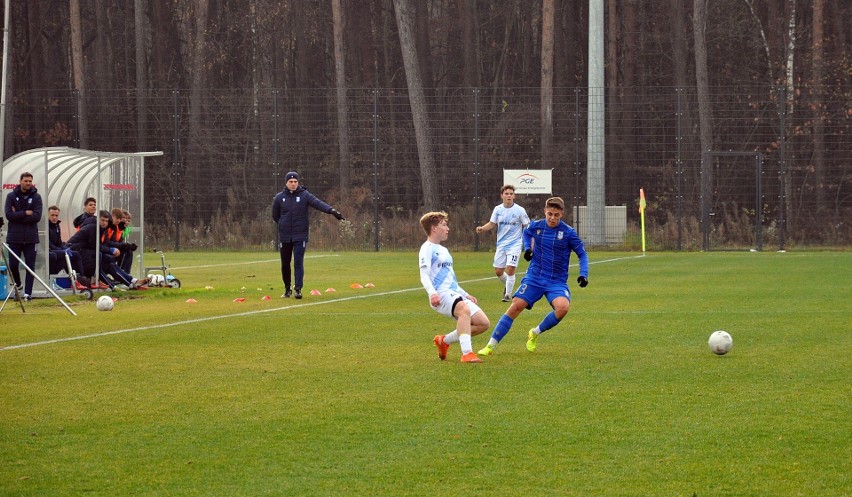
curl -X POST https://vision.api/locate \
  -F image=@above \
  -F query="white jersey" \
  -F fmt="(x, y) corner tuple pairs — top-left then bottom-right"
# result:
(489, 203), (530, 253)
(418, 241), (465, 297)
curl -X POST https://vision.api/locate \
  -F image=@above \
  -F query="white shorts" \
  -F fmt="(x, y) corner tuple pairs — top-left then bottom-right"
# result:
(431, 291), (483, 320)
(493, 247), (522, 269)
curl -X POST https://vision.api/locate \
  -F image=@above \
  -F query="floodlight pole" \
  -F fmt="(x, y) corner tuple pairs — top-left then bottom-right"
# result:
(0, 0), (11, 167)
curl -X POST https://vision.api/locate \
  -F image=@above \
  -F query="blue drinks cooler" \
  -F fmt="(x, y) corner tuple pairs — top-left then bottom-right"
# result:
(0, 265), (7, 300)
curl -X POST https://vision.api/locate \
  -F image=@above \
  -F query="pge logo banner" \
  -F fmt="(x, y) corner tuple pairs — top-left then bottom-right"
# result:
(503, 169), (552, 194)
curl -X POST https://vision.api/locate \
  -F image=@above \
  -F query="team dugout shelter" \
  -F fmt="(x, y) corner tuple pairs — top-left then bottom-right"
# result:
(1, 147), (162, 298)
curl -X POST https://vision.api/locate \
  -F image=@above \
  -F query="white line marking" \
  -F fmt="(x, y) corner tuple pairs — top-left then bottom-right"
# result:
(1, 253), (645, 351)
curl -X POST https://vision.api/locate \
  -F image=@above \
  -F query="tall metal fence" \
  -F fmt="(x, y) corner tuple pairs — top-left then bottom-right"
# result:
(8, 86), (850, 251)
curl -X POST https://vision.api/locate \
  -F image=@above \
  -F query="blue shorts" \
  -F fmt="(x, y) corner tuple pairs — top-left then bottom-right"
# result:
(514, 279), (571, 310)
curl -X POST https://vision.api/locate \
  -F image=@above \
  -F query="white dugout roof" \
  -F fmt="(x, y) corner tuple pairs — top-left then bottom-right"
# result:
(2, 147), (162, 294)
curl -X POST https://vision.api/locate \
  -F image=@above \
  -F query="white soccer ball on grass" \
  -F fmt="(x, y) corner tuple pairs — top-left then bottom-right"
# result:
(96, 295), (115, 312)
(708, 330), (733, 355)
(148, 274), (165, 286)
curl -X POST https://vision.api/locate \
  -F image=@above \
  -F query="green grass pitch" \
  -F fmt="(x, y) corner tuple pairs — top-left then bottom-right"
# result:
(1, 250), (849, 496)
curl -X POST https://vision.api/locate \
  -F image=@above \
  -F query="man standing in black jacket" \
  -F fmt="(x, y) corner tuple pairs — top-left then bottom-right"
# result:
(3, 172), (42, 300)
(271, 171), (344, 299)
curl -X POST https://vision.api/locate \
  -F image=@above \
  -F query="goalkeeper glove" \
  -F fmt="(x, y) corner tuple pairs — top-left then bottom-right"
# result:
(577, 276), (588, 288)
(523, 249), (533, 261)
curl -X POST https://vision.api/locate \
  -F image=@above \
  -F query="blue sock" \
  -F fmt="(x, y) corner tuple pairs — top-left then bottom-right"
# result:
(538, 311), (561, 333)
(491, 314), (515, 343)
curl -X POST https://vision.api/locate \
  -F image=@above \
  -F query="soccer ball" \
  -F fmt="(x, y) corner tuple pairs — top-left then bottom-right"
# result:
(96, 295), (115, 312)
(148, 274), (165, 286)
(708, 330), (733, 355)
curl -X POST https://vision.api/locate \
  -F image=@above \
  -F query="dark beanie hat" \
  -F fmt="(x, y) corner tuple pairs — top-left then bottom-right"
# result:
(285, 171), (299, 182)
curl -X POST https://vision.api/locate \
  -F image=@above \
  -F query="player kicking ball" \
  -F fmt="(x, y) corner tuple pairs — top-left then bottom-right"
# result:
(478, 196), (589, 356)
(419, 211), (491, 363)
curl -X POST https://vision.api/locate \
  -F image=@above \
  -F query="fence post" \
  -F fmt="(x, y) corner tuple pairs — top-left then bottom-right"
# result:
(173, 90), (181, 252)
(755, 152), (763, 251)
(473, 87), (481, 251)
(574, 88), (581, 230)
(676, 87), (683, 250)
(777, 86), (787, 251)
(272, 89), (280, 193)
(372, 89), (380, 252)
(73, 90), (81, 148)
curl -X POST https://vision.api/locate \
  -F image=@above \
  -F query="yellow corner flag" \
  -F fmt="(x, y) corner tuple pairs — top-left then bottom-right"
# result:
(639, 188), (647, 254)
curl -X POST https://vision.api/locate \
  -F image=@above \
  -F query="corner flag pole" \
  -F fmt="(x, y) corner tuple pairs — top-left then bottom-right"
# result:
(639, 188), (647, 254)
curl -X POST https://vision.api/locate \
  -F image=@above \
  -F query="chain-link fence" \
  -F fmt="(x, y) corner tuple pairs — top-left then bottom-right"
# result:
(8, 85), (850, 251)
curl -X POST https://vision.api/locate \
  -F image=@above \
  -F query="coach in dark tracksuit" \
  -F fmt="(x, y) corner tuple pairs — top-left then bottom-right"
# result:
(4, 172), (42, 300)
(272, 171), (344, 299)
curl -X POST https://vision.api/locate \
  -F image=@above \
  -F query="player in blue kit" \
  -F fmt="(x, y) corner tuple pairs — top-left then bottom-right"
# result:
(476, 185), (530, 301)
(477, 196), (589, 355)
(419, 211), (491, 363)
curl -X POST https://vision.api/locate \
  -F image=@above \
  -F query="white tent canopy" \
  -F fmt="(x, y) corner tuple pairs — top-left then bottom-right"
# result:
(2, 147), (162, 296)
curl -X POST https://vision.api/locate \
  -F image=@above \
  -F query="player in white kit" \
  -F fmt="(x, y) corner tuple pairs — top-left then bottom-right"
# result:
(475, 185), (530, 301)
(419, 211), (490, 363)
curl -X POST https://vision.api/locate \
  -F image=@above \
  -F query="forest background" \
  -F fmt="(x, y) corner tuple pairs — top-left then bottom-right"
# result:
(1, 0), (849, 251)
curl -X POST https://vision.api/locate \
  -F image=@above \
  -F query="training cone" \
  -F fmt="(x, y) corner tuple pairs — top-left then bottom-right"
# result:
(261, 295), (271, 301)
(364, 283), (375, 288)
(310, 289), (322, 296)
(325, 288), (336, 293)
(185, 298), (197, 304)
(233, 297), (246, 303)
(350, 283), (364, 289)
(112, 297), (119, 302)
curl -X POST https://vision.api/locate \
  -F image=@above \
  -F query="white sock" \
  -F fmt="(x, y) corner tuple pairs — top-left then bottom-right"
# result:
(498, 273), (507, 283)
(487, 338), (498, 348)
(459, 334), (473, 354)
(531, 326), (542, 335)
(506, 274), (516, 296)
(443, 330), (460, 344)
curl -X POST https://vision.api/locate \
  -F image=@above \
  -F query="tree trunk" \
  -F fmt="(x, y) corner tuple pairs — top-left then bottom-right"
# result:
(693, 0), (713, 251)
(134, 0), (148, 150)
(540, 0), (554, 169)
(461, 0), (479, 88)
(332, 0), (351, 191)
(94, 0), (112, 90)
(188, 0), (210, 221)
(811, 0), (826, 212)
(671, 0), (699, 202)
(393, 0), (440, 211)
(69, 0), (89, 148)
(783, 0), (796, 226)
(414, 0), (433, 89)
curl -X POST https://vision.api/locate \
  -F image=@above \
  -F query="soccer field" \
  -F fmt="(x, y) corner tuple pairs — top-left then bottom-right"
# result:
(1, 250), (849, 496)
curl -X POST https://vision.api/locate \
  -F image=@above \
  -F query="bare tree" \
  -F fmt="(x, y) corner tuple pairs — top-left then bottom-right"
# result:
(693, 0), (713, 251)
(811, 0), (826, 212)
(69, 0), (89, 148)
(134, 0), (148, 150)
(540, 0), (554, 169)
(332, 0), (351, 191)
(393, 0), (440, 210)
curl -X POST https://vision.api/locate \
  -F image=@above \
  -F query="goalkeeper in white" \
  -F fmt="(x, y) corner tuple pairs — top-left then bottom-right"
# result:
(419, 211), (491, 363)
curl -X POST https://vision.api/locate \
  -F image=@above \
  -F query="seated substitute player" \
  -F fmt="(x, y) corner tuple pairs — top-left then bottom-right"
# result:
(47, 205), (91, 289)
(478, 196), (589, 356)
(475, 184), (530, 301)
(419, 211), (491, 363)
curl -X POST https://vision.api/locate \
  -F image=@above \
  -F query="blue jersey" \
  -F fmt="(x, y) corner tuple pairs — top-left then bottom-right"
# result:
(523, 219), (589, 285)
